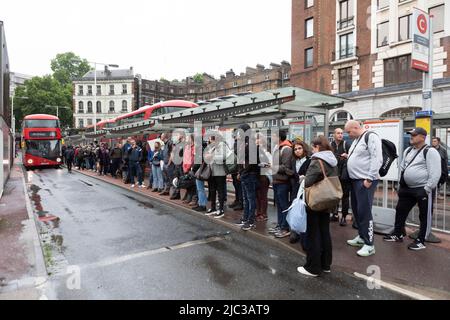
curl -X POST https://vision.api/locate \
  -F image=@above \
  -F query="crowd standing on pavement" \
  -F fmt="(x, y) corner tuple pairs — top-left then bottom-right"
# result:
(64, 120), (443, 277)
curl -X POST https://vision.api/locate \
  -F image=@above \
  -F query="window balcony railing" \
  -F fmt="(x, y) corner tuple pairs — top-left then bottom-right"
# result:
(337, 16), (355, 30)
(332, 46), (358, 61)
(109, 92), (115, 95)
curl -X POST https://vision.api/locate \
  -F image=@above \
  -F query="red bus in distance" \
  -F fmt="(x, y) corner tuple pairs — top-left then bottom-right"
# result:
(21, 114), (63, 168)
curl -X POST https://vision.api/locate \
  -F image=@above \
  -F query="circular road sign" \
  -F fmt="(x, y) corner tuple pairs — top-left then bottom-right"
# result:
(417, 14), (428, 34)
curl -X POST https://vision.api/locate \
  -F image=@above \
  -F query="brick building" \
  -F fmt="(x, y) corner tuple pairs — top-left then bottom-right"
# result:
(137, 62), (291, 107)
(292, 0), (450, 123)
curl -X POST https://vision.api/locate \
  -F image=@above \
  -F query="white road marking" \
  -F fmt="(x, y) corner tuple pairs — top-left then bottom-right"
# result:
(353, 272), (432, 300)
(81, 236), (226, 270)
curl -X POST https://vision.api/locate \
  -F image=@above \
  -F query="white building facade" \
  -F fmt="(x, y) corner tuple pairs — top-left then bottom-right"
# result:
(73, 68), (136, 128)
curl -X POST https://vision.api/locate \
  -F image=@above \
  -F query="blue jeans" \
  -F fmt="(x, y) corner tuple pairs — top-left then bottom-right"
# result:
(196, 179), (208, 207)
(152, 164), (163, 189)
(273, 183), (290, 231)
(241, 174), (258, 224)
(84, 158), (91, 170)
(351, 179), (378, 246)
(130, 161), (143, 185)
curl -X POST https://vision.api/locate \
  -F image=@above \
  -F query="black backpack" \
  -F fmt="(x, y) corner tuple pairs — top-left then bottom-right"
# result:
(365, 132), (398, 177)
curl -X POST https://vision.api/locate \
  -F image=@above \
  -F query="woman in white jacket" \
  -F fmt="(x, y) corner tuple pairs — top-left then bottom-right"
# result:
(204, 134), (231, 219)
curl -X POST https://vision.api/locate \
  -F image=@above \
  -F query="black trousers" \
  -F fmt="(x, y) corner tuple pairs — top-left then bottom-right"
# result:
(232, 174), (243, 204)
(304, 209), (332, 275)
(110, 158), (121, 177)
(66, 160), (72, 172)
(334, 180), (351, 217)
(209, 176), (226, 211)
(394, 186), (434, 243)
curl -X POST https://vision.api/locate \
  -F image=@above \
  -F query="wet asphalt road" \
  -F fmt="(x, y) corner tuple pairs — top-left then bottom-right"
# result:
(25, 167), (408, 300)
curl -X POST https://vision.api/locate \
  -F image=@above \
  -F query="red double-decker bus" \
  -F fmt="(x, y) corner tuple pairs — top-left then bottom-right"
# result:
(21, 114), (63, 168)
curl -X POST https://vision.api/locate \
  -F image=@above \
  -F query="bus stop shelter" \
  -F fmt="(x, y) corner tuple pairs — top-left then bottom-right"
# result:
(150, 86), (350, 142)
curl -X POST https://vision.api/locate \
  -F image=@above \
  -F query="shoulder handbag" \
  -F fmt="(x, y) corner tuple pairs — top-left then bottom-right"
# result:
(223, 143), (238, 175)
(305, 160), (343, 212)
(178, 172), (196, 189)
(195, 163), (211, 181)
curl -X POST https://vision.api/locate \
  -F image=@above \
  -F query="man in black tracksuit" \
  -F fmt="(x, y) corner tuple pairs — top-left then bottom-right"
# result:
(384, 128), (441, 250)
(331, 128), (351, 226)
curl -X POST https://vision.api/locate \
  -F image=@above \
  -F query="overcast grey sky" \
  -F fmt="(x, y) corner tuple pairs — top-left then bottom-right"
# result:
(1, 0), (291, 80)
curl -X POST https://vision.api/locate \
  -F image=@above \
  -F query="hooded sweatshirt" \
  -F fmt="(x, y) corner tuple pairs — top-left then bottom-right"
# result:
(272, 140), (293, 184)
(304, 151), (338, 188)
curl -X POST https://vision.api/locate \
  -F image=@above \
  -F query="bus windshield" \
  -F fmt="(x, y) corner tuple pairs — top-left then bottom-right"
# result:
(25, 119), (59, 128)
(25, 140), (61, 158)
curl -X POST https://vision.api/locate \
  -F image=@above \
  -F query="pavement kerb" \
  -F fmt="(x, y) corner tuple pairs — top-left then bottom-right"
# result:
(73, 169), (439, 300)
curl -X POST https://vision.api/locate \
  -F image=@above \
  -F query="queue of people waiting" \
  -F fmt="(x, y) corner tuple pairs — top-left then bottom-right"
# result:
(63, 120), (444, 277)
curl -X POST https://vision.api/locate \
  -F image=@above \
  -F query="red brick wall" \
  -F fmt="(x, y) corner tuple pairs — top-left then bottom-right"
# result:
(291, 0), (336, 93)
(356, 0), (374, 90)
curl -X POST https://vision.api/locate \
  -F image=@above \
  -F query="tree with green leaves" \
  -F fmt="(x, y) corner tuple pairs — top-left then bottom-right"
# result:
(193, 73), (204, 84)
(14, 76), (73, 129)
(50, 52), (90, 86)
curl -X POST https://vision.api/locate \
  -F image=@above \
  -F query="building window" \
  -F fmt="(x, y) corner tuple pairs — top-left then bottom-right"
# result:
(78, 119), (84, 128)
(247, 79), (252, 85)
(122, 84), (128, 94)
(96, 85), (101, 95)
(109, 85), (115, 95)
(377, 0), (389, 10)
(122, 100), (127, 112)
(377, 21), (389, 47)
(78, 101), (84, 113)
(96, 101), (101, 113)
(87, 101), (93, 113)
(78, 86), (83, 96)
(398, 15), (411, 41)
(96, 119), (101, 124)
(87, 119), (93, 126)
(265, 75), (270, 81)
(283, 73), (290, 80)
(109, 101), (115, 112)
(87, 85), (92, 96)
(338, 67), (353, 93)
(305, 47), (314, 68)
(339, 32), (354, 59)
(305, 18), (314, 38)
(338, 0), (354, 30)
(305, 0), (313, 8)
(233, 81), (238, 87)
(430, 5), (444, 34)
(384, 55), (422, 86)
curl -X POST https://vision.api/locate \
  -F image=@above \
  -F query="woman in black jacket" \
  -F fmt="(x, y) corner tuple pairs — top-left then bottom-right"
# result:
(297, 136), (339, 277)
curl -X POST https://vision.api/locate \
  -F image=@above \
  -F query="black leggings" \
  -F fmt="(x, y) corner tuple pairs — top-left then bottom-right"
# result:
(209, 176), (226, 211)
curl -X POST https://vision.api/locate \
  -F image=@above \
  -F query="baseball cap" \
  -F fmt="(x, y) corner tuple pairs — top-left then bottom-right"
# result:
(407, 128), (428, 137)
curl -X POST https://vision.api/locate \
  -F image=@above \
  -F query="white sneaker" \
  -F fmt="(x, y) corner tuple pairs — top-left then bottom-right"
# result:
(357, 245), (376, 257)
(347, 235), (365, 247)
(297, 267), (318, 277)
(130, 184), (135, 188)
(139, 184), (145, 188)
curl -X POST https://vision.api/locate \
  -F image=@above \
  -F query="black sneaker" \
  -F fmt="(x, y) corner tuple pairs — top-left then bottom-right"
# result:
(213, 210), (225, 219)
(383, 234), (404, 242)
(339, 217), (347, 226)
(241, 223), (256, 231)
(408, 240), (426, 251)
(233, 204), (244, 211)
(234, 219), (247, 226)
(229, 201), (239, 209)
(205, 208), (217, 216)
(268, 226), (281, 234)
(193, 206), (207, 212)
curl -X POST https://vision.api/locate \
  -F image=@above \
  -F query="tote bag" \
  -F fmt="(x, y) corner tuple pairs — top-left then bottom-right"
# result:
(305, 160), (343, 212)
